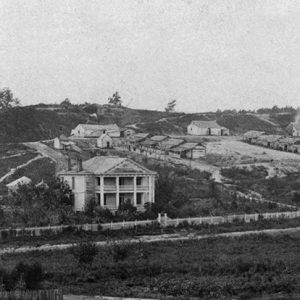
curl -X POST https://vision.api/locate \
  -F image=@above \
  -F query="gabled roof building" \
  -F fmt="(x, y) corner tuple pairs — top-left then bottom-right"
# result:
(71, 124), (120, 138)
(187, 120), (229, 136)
(57, 156), (156, 211)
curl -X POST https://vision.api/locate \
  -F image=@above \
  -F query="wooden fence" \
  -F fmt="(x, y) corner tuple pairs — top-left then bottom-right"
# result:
(0, 289), (62, 300)
(0, 219), (156, 240)
(1, 211), (300, 240)
(159, 210), (300, 227)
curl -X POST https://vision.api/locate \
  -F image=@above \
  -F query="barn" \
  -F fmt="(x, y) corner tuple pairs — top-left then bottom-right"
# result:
(187, 120), (229, 136)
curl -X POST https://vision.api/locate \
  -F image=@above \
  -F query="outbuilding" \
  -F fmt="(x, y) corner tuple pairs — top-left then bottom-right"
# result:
(6, 176), (32, 195)
(97, 133), (113, 148)
(187, 120), (229, 136)
(169, 143), (206, 159)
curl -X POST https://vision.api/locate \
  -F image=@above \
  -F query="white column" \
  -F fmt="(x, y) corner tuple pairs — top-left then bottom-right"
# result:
(116, 176), (119, 208)
(151, 176), (155, 203)
(100, 177), (104, 207)
(133, 176), (137, 206)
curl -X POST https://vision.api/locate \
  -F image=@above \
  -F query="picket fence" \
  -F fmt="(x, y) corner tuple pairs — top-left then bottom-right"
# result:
(159, 210), (300, 227)
(0, 289), (62, 300)
(0, 211), (300, 240)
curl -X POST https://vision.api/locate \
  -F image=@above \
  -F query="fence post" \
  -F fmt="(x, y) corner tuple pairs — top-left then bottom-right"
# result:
(157, 213), (161, 224)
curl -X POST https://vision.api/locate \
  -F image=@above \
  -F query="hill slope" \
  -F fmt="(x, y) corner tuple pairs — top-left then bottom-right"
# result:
(0, 105), (293, 143)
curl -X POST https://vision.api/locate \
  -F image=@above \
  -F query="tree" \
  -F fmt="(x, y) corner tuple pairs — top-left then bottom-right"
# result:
(60, 98), (71, 109)
(165, 100), (176, 113)
(0, 88), (20, 109)
(108, 91), (122, 107)
(10, 178), (74, 226)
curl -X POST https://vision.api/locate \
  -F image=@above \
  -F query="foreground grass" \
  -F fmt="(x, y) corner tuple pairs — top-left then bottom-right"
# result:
(1, 234), (299, 299)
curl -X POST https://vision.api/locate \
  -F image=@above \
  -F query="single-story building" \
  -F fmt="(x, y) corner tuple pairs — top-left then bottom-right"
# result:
(243, 131), (266, 143)
(54, 137), (82, 153)
(290, 122), (300, 137)
(71, 124), (120, 138)
(255, 135), (282, 148)
(97, 133), (113, 148)
(126, 133), (152, 152)
(159, 138), (185, 155)
(169, 142), (206, 159)
(187, 120), (229, 136)
(6, 176), (32, 195)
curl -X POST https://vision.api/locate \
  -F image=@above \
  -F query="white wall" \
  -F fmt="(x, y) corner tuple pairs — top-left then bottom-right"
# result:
(62, 175), (86, 211)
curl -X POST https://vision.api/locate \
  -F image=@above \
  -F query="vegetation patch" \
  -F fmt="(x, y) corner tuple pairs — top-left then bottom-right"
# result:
(1, 234), (299, 298)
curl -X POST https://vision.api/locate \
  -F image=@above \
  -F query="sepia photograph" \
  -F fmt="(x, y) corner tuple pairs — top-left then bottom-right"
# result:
(0, 0), (300, 299)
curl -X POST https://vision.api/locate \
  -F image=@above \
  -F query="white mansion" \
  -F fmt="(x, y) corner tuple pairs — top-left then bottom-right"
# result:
(58, 156), (156, 211)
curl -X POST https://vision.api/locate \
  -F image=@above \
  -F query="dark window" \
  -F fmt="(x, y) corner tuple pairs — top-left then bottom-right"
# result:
(137, 193), (142, 205)
(119, 178), (125, 186)
(72, 177), (75, 189)
(96, 177), (100, 186)
(104, 194), (107, 206)
(96, 193), (100, 205)
(136, 177), (142, 185)
(119, 194), (125, 205)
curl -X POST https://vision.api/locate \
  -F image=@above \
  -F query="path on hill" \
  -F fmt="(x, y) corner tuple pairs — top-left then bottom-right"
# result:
(1, 226), (300, 255)
(24, 142), (68, 172)
(0, 155), (43, 183)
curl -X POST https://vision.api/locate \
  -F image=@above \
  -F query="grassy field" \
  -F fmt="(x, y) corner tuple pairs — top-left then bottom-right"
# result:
(221, 166), (300, 207)
(0, 143), (37, 178)
(1, 233), (299, 299)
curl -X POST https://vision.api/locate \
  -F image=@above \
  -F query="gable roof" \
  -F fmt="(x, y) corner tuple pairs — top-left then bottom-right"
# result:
(140, 139), (158, 147)
(160, 138), (185, 150)
(97, 133), (113, 141)
(256, 135), (282, 142)
(170, 142), (205, 152)
(6, 176), (32, 188)
(128, 133), (151, 143)
(78, 124), (119, 131)
(243, 130), (266, 139)
(189, 120), (223, 129)
(150, 135), (168, 142)
(59, 156), (156, 175)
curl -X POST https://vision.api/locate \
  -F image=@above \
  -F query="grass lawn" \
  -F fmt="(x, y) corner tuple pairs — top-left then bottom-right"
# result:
(1, 234), (299, 299)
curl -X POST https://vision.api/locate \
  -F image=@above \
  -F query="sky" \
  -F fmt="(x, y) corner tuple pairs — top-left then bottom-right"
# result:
(0, 0), (300, 113)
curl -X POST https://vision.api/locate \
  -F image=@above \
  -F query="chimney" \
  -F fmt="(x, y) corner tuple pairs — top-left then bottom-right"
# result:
(67, 157), (72, 171)
(77, 157), (83, 172)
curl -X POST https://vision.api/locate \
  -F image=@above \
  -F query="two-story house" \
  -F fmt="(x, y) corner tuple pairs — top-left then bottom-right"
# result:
(57, 156), (156, 211)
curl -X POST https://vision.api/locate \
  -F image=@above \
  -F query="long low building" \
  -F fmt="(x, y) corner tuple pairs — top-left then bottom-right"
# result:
(243, 131), (266, 143)
(187, 120), (229, 136)
(169, 142), (206, 159)
(71, 124), (120, 138)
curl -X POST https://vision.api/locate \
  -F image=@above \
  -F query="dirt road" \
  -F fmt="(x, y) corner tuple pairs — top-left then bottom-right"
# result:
(1, 226), (299, 255)
(24, 141), (68, 172)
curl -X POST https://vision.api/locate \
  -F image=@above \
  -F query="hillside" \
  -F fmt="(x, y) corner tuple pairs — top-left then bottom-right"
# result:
(0, 104), (293, 143)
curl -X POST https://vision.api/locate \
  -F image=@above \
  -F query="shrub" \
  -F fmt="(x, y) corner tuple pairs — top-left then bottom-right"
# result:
(70, 241), (98, 266)
(107, 240), (131, 262)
